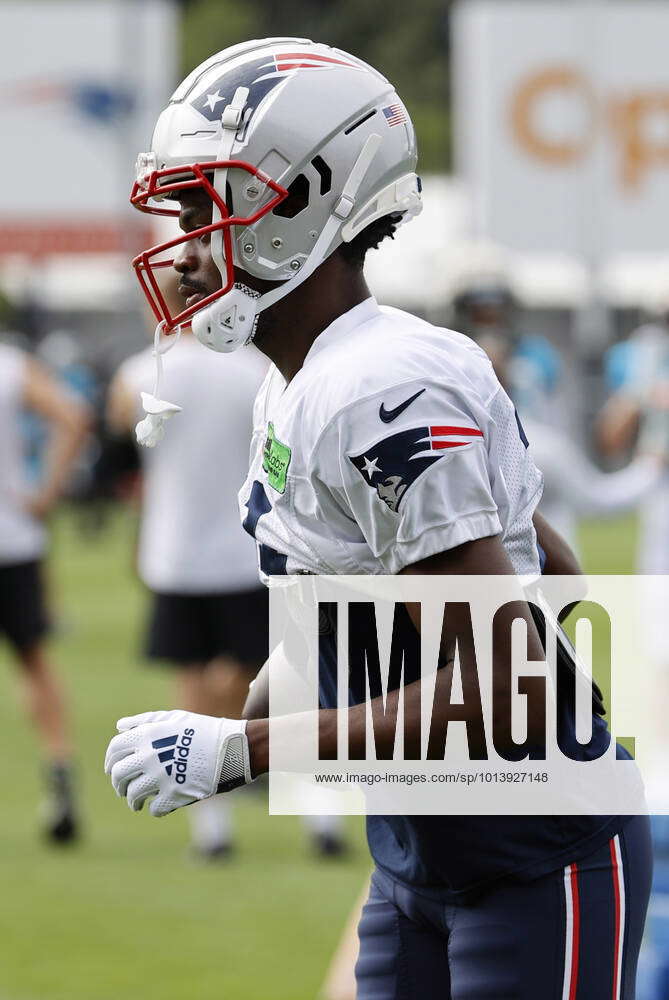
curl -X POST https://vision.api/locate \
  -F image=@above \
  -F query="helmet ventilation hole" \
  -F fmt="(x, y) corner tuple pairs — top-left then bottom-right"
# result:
(344, 109), (377, 135)
(311, 156), (332, 195)
(272, 173), (310, 218)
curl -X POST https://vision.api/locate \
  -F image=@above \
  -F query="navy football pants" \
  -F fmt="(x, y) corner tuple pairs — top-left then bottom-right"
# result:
(355, 815), (652, 1000)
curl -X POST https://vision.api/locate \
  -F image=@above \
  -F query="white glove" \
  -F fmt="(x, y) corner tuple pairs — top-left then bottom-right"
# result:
(104, 710), (252, 817)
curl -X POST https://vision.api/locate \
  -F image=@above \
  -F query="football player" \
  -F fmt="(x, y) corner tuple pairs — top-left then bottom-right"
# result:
(105, 40), (651, 997)
(0, 339), (88, 841)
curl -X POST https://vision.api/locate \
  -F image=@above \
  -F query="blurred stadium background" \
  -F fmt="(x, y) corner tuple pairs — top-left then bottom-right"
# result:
(1, 1), (669, 998)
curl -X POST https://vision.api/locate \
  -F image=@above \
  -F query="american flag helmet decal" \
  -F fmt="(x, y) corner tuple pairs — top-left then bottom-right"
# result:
(382, 103), (407, 127)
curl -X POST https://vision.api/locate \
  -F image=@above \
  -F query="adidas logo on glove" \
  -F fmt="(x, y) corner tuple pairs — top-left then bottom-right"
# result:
(106, 711), (251, 817)
(152, 728), (195, 784)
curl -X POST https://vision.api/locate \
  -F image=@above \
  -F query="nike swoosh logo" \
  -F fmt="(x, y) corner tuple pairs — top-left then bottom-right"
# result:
(379, 388), (426, 423)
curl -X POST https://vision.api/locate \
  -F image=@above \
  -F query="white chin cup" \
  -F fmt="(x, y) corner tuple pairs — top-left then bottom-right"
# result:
(191, 283), (261, 353)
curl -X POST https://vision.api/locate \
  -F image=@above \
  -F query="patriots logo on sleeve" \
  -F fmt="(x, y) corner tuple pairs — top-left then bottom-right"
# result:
(349, 424), (483, 513)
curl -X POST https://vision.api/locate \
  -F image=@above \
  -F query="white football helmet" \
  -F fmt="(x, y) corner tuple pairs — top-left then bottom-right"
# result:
(131, 37), (422, 352)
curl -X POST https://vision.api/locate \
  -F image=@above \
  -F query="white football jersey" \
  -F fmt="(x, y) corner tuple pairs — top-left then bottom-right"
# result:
(239, 298), (543, 579)
(120, 335), (266, 593)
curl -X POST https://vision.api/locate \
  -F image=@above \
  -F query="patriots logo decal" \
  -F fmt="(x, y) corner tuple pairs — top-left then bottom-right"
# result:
(192, 51), (360, 125)
(349, 424), (483, 513)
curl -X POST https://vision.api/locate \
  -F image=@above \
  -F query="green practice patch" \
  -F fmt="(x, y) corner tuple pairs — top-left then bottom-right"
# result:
(263, 422), (291, 493)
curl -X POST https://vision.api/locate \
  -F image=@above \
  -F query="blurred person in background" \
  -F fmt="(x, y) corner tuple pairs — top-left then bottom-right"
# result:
(452, 276), (563, 427)
(476, 324), (669, 552)
(598, 309), (669, 578)
(106, 275), (348, 858)
(0, 338), (89, 842)
(595, 313), (669, 753)
(36, 327), (105, 521)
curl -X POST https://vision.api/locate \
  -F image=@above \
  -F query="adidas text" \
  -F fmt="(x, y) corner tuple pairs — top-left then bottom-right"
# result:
(175, 727), (195, 784)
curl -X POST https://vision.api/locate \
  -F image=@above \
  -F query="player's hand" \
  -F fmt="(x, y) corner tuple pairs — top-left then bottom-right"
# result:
(104, 709), (252, 817)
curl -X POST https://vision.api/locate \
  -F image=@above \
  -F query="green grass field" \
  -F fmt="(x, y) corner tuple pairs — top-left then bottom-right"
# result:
(0, 509), (638, 1000)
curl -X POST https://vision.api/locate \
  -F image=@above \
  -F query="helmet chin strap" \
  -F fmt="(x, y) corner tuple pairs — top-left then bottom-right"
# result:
(211, 86), (250, 278)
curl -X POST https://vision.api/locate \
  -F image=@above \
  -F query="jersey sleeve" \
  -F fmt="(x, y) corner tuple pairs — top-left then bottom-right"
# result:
(310, 379), (502, 574)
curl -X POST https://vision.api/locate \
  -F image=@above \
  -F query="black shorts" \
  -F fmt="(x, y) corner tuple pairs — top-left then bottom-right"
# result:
(145, 586), (269, 669)
(0, 559), (50, 652)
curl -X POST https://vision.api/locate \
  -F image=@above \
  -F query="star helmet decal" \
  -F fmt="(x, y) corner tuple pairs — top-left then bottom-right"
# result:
(349, 423), (483, 513)
(191, 50), (362, 126)
(191, 55), (283, 125)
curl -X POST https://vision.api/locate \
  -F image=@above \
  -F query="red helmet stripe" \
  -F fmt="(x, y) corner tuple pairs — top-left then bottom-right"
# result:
(275, 51), (356, 64)
(275, 52), (357, 72)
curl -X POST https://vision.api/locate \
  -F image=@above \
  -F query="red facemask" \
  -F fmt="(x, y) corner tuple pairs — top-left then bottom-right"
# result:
(130, 160), (288, 331)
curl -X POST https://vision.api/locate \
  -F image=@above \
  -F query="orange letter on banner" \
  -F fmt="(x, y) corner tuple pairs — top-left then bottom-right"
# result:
(610, 92), (669, 191)
(510, 66), (594, 166)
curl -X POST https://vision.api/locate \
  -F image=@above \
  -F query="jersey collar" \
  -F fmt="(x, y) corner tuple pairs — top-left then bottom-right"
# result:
(303, 296), (381, 365)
